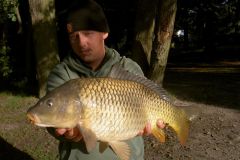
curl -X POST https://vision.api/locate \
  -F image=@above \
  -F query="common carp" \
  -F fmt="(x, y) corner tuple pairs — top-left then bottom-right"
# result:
(27, 64), (189, 160)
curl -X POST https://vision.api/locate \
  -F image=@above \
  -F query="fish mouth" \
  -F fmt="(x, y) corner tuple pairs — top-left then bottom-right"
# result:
(27, 113), (56, 127)
(27, 113), (39, 124)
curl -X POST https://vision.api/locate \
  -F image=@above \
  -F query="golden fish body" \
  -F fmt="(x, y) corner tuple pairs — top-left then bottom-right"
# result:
(78, 78), (188, 143)
(27, 65), (189, 160)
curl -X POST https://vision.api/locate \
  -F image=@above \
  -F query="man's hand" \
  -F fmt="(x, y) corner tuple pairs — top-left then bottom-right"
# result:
(138, 119), (165, 136)
(55, 127), (82, 142)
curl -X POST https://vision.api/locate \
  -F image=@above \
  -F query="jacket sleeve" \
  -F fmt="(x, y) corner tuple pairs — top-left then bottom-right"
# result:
(47, 63), (71, 92)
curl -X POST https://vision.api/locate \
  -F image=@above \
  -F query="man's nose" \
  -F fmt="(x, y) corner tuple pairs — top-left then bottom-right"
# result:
(76, 32), (87, 45)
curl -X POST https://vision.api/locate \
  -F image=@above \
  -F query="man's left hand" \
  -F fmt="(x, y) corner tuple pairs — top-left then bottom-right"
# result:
(138, 119), (165, 136)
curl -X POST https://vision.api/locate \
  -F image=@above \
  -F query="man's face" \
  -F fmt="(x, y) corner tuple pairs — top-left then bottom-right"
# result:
(68, 26), (108, 66)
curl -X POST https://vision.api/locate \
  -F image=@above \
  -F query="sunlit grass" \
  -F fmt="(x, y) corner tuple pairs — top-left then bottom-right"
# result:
(0, 92), (58, 160)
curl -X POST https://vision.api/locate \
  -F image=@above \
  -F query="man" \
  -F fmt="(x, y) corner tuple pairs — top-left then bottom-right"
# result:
(47, 0), (164, 159)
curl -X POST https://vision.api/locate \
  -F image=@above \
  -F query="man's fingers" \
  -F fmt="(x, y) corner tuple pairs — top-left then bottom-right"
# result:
(55, 128), (82, 142)
(55, 128), (67, 136)
(143, 123), (151, 136)
(157, 119), (165, 129)
(64, 128), (75, 138)
(137, 130), (144, 136)
(64, 128), (83, 142)
(71, 131), (83, 142)
(138, 123), (151, 136)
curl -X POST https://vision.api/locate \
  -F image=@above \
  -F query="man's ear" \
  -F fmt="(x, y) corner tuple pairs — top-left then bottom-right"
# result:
(67, 23), (73, 33)
(103, 32), (108, 39)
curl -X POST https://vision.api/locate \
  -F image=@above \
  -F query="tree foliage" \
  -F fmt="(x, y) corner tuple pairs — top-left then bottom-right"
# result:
(0, 40), (11, 77)
(175, 0), (240, 49)
(0, 0), (18, 22)
(0, 0), (18, 78)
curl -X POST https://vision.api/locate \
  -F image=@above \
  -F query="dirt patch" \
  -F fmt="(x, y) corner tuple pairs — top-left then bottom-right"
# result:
(144, 101), (240, 160)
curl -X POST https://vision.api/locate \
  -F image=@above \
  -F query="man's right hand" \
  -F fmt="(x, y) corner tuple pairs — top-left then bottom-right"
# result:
(55, 127), (83, 142)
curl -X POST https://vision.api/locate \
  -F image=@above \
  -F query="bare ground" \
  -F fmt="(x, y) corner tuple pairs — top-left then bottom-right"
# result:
(144, 101), (240, 160)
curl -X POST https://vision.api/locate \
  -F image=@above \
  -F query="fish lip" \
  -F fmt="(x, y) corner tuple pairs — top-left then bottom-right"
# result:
(27, 113), (56, 127)
(34, 123), (56, 127)
(27, 113), (39, 125)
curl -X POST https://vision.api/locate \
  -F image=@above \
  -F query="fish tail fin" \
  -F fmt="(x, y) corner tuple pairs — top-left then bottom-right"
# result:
(171, 108), (190, 145)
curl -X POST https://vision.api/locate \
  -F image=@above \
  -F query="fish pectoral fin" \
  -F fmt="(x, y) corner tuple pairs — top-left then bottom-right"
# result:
(109, 141), (130, 160)
(77, 124), (97, 153)
(99, 141), (109, 153)
(152, 127), (166, 143)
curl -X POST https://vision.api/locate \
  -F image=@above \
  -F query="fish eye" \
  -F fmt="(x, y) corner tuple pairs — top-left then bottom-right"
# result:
(46, 99), (53, 107)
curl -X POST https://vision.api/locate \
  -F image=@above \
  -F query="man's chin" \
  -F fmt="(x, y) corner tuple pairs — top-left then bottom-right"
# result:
(79, 56), (94, 63)
(77, 52), (91, 58)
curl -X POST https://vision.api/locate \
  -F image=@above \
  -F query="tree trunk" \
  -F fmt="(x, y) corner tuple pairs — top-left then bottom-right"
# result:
(131, 0), (158, 75)
(132, 0), (177, 84)
(149, 0), (177, 84)
(28, 0), (59, 97)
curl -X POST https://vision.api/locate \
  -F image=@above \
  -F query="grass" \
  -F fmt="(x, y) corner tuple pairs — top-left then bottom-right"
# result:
(0, 93), (58, 160)
(0, 92), (24, 109)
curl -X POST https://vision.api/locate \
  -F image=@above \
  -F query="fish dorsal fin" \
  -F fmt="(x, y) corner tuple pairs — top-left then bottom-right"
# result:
(109, 141), (130, 160)
(77, 123), (97, 153)
(109, 63), (171, 102)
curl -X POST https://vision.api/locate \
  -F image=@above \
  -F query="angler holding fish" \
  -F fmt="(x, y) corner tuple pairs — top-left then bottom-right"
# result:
(27, 0), (189, 160)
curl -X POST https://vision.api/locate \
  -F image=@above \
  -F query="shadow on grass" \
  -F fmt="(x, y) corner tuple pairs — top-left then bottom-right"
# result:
(163, 71), (240, 110)
(0, 78), (38, 97)
(0, 136), (34, 160)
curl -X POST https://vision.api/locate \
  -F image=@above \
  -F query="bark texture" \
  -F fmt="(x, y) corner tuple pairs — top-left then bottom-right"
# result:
(28, 0), (59, 97)
(132, 0), (177, 84)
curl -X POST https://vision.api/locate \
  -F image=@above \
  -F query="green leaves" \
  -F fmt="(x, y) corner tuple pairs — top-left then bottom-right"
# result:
(0, 0), (18, 23)
(0, 0), (18, 77)
(0, 41), (12, 77)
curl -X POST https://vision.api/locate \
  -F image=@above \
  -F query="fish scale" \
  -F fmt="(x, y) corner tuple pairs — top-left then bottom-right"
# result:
(79, 78), (155, 140)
